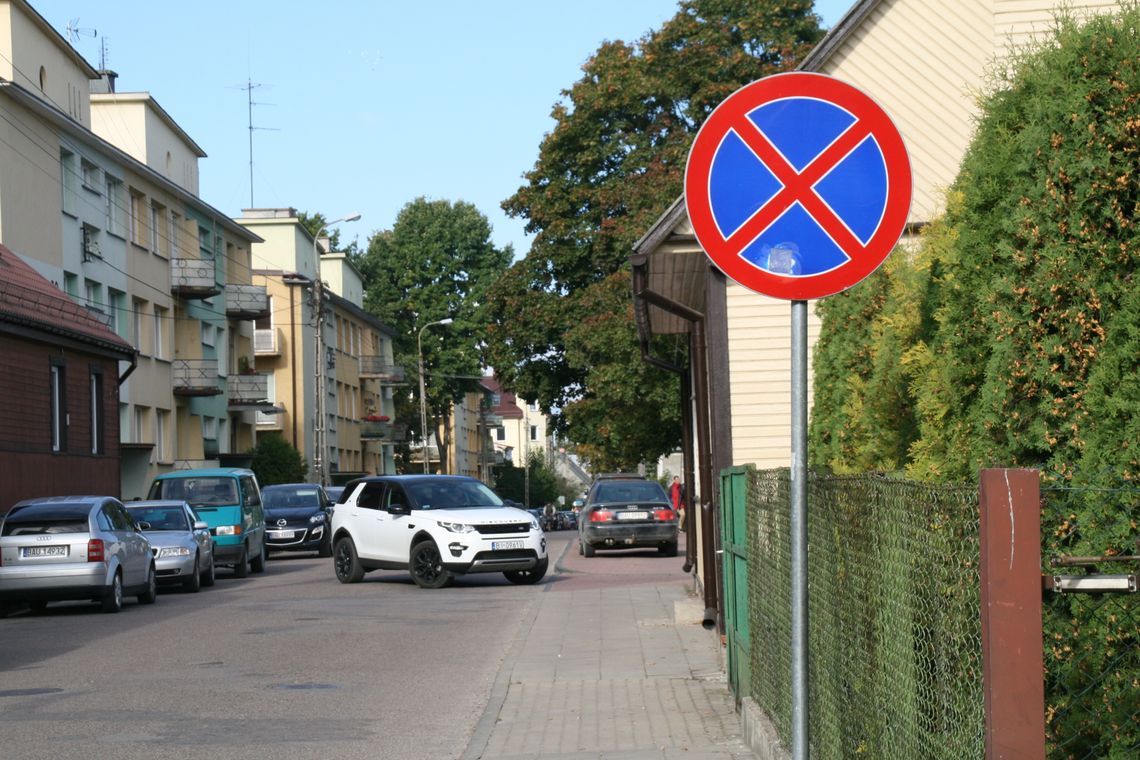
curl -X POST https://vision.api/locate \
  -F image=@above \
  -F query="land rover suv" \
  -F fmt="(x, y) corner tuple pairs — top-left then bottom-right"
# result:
(329, 475), (547, 588)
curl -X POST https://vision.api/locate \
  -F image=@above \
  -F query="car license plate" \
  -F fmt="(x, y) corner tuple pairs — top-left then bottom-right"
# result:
(268, 530), (294, 539)
(617, 511), (648, 520)
(21, 545), (68, 558)
(491, 540), (524, 551)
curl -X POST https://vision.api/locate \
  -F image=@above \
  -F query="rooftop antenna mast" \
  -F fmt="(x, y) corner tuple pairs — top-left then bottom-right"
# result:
(241, 78), (278, 208)
(65, 18), (96, 46)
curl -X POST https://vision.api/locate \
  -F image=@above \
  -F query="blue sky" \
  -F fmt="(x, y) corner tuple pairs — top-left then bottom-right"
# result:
(32, 1), (853, 256)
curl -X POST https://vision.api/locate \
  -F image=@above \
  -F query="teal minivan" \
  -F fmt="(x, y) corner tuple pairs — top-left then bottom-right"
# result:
(147, 468), (267, 577)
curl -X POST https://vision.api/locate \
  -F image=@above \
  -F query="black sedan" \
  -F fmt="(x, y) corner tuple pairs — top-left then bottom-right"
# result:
(262, 484), (332, 557)
(578, 477), (678, 557)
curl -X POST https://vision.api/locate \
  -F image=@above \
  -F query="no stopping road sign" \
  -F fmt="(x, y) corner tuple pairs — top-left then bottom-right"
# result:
(685, 72), (911, 300)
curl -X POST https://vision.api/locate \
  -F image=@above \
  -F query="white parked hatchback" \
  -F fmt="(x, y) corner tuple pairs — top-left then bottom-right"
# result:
(330, 475), (547, 588)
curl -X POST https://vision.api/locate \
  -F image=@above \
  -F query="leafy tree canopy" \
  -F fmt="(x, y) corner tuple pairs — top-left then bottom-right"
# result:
(485, 0), (824, 465)
(355, 198), (512, 448)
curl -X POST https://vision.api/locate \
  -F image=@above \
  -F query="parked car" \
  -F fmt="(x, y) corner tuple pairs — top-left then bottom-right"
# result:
(0, 496), (157, 614)
(261, 483), (333, 557)
(147, 468), (267, 577)
(330, 475), (548, 588)
(125, 500), (215, 592)
(578, 476), (678, 557)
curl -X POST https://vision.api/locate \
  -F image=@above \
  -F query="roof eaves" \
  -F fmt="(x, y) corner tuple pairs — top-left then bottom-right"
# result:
(799, 0), (883, 72)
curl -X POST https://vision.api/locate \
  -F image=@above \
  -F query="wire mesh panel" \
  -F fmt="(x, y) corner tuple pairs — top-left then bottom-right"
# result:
(746, 469), (984, 759)
(1041, 485), (1140, 760)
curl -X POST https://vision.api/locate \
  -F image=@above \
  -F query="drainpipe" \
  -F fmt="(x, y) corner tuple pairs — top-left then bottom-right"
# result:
(631, 255), (721, 627)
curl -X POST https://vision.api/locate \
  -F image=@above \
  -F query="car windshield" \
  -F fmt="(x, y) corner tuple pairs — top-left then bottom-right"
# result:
(263, 486), (322, 509)
(151, 477), (238, 507)
(1, 505), (90, 536)
(405, 480), (504, 510)
(593, 482), (668, 503)
(126, 506), (189, 531)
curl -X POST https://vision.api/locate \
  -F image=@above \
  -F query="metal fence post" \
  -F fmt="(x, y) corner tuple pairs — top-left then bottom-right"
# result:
(979, 468), (1045, 759)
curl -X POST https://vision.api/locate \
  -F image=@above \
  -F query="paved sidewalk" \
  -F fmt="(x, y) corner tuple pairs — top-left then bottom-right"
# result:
(461, 544), (752, 760)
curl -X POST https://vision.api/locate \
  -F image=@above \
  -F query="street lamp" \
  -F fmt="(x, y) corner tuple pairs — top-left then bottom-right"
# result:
(311, 212), (361, 487)
(417, 318), (454, 473)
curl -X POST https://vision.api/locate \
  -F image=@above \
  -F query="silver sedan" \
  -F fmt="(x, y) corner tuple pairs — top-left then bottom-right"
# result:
(126, 500), (215, 592)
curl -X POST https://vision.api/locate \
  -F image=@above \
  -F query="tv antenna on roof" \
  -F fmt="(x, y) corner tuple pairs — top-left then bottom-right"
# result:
(65, 18), (96, 45)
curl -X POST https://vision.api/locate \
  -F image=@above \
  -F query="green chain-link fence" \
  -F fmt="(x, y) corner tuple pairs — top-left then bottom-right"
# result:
(1040, 484), (1140, 760)
(745, 469), (983, 759)
(739, 469), (1140, 759)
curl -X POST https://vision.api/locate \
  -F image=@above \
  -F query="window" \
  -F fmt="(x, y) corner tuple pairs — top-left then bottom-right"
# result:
(82, 223), (102, 261)
(132, 298), (146, 352)
(60, 149), (77, 215)
(203, 417), (218, 441)
(153, 306), (167, 359)
(63, 272), (78, 298)
(201, 321), (215, 347)
(105, 176), (126, 237)
(108, 289), (126, 338)
(491, 394), (501, 407)
(150, 201), (166, 255)
(170, 212), (183, 257)
(530, 425), (538, 442)
(134, 406), (148, 448)
(90, 370), (104, 454)
(81, 158), (101, 192)
(496, 427), (505, 442)
(255, 297), (272, 331)
(155, 409), (168, 462)
(129, 190), (147, 245)
(50, 361), (66, 452)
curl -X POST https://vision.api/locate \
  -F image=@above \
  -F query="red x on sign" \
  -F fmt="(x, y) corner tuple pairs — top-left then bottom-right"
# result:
(685, 73), (911, 300)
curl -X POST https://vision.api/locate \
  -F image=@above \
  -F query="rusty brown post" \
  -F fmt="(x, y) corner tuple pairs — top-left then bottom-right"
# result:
(979, 468), (1045, 759)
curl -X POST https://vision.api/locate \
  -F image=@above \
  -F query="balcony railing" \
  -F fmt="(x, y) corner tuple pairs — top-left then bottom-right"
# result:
(171, 258), (221, 299)
(227, 373), (268, 406)
(254, 328), (282, 355)
(172, 359), (222, 396)
(225, 284), (270, 320)
(359, 357), (406, 383)
(359, 420), (407, 442)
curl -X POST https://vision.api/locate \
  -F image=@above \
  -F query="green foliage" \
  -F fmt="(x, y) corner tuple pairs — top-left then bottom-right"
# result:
(909, 8), (1140, 481)
(492, 451), (564, 508)
(355, 198), (511, 445)
(249, 433), (307, 486)
(486, 0), (824, 465)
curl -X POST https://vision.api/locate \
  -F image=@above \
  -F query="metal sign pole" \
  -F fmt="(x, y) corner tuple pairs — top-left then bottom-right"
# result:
(791, 299), (809, 760)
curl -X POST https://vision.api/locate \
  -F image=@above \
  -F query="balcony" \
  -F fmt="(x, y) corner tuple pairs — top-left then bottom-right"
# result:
(359, 420), (407, 442)
(359, 357), (406, 383)
(254, 327), (282, 355)
(171, 257), (221, 299)
(225, 284), (270, 320)
(227, 373), (276, 412)
(172, 359), (222, 397)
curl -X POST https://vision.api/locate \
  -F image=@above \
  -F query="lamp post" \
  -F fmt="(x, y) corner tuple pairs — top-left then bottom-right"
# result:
(417, 318), (453, 473)
(312, 212), (361, 486)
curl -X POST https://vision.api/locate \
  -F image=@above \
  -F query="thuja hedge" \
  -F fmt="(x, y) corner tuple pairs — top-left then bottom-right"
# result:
(809, 6), (1140, 486)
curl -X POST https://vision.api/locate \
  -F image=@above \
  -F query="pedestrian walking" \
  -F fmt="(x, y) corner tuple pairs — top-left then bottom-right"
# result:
(670, 476), (685, 531)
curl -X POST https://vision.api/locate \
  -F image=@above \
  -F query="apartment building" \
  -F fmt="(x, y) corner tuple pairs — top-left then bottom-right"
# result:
(481, 375), (549, 469)
(0, 0), (270, 499)
(239, 209), (399, 484)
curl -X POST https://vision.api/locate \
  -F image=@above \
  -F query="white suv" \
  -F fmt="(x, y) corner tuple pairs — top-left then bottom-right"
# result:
(330, 475), (548, 588)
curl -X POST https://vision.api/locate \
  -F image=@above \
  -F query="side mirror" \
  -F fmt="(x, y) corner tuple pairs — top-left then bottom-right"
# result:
(137, 521), (151, 531)
(193, 520), (208, 530)
(387, 503), (411, 516)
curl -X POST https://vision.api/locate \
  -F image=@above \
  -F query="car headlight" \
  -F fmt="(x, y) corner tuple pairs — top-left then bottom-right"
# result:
(215, 525), (240, 536)
(530, 518), (541, 531)
(309, 512), (326, 524)
(438, 521), (477, 534)
(158, 546), (192, 558)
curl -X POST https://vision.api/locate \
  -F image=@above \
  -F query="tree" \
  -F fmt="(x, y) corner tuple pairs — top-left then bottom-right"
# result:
(484, 0), (824, 465)
(492, 451), (564, 509)
(355, 198), (512, 466)
(249, 433), (307, 485)
(297, 210), (361, 256)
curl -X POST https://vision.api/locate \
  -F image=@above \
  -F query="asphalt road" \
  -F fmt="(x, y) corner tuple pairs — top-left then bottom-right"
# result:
(0, 529), (692, 760)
